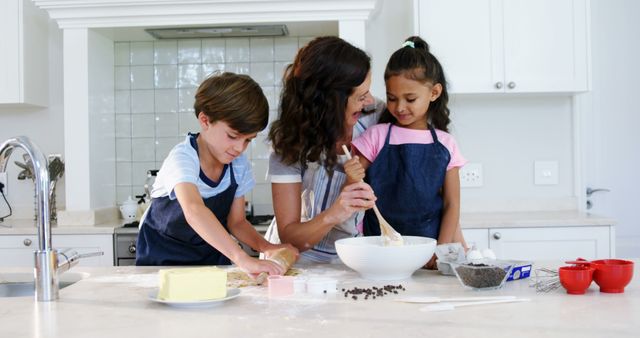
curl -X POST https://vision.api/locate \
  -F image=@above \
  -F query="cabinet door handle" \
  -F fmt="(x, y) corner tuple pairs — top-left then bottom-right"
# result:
(492, 232), (502, 240)
(494, 82), (503, 89)
(23, 238), (32, 246)
(128, 244), (136, 254)
(507, 82), (516, 89)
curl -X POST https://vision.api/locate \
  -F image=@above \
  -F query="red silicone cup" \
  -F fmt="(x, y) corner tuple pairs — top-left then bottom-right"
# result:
(558, 266), (594, 295)
(591, 259), (634, 293)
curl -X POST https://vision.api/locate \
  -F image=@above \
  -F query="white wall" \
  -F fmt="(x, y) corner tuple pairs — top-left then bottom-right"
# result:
(365, 0), (413, 99)
(0, 20), (64, 219)
(585, 0), (640, 257)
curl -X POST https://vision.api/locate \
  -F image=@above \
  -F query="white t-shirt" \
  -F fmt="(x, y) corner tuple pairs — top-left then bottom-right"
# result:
(152, 133), (255, 200)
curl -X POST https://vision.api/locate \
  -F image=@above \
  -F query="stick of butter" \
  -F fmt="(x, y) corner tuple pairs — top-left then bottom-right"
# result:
(157, 267), (227, 301)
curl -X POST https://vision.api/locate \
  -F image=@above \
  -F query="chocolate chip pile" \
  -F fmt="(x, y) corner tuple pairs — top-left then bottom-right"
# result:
(455, 263), (507, 288)
(342, 284), (406, 300)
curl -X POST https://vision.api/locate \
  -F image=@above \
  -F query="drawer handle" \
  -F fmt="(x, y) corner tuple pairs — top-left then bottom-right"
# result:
(493, 232), (502, 240)
(128, 244), (136, 254)
(23, 238), (32, 246)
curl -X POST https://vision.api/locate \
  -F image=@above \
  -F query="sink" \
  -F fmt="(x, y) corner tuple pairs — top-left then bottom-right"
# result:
(0, 272), (88, 298)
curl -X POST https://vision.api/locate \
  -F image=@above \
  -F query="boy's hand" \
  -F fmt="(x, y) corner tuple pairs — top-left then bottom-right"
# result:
(344, 156), (365, 184)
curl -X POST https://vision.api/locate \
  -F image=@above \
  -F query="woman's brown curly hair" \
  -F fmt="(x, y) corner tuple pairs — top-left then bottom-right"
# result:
(268, 36), (370, 173)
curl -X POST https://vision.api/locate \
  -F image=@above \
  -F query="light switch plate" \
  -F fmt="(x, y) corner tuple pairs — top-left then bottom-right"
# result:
(460, 162), (483, 187)
(534, 161), (558, 185)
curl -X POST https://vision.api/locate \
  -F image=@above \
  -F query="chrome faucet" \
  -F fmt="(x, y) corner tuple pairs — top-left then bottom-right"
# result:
(0, 136), (102, 301)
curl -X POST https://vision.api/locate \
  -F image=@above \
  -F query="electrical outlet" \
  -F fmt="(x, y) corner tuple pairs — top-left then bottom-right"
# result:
(0, 172), (7, 196)
(459, 162), (483, 187)
(534, 161), (558, 185)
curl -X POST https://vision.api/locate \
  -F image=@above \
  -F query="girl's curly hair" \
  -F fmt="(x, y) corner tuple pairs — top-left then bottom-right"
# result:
(268, 36), (370, 173)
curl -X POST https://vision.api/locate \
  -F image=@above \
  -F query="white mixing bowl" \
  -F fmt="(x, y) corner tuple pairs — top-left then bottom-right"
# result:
(335, 236), (437, 281)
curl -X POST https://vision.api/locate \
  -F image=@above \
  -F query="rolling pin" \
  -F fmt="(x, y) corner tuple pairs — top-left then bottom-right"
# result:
(256, 248), (297, 285)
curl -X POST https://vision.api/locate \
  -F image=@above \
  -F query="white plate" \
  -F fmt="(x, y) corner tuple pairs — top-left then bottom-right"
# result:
(148, 288), (241, 308)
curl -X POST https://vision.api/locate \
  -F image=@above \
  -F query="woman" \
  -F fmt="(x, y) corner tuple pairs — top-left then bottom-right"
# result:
(267, 36), (382, 263)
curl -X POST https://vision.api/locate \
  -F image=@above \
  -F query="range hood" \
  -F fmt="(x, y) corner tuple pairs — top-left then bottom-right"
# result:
(145, 25), (289, 39)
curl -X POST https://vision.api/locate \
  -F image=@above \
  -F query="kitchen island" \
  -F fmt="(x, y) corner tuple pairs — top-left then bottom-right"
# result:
(0, 260), (637, 338)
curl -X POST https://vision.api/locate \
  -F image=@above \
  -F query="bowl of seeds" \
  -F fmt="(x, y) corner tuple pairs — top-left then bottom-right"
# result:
(450, 261), (515, 290)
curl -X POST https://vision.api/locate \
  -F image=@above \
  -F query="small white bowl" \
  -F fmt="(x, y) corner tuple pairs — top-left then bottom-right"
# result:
(335, 236), (437, 281)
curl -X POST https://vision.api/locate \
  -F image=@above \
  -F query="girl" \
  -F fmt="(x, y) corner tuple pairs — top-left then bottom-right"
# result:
(136, 72), (297, 275)
(346, 36), (467, 268)
(267, 36), (381, 263)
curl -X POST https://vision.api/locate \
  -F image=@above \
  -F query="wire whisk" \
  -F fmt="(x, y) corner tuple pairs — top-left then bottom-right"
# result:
(530, 267), (561, 293)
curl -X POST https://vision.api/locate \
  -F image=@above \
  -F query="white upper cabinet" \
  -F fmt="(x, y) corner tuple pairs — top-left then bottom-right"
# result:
(0, 0), (48, 107)
(415, 0), (589, 94)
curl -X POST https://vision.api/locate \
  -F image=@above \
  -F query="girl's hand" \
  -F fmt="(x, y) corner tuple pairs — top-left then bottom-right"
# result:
(326, 182), (377, 224)
(236, 255), (286, 276)
(344, 156), (365, 184)
(423, 254), (437, 270)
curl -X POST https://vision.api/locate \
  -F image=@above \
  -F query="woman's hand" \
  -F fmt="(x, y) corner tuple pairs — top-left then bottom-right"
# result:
(325, 182), (377, 224)
(344, 156), (365, 184)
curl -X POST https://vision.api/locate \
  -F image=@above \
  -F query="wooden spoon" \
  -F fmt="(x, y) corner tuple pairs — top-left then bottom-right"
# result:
(341, 145), (403, 246)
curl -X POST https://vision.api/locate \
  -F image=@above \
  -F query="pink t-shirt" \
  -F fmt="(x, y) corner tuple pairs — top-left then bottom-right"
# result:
(351, 123), (467, 171)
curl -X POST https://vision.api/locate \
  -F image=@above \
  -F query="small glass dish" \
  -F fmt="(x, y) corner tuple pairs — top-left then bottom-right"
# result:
(450, 261), (515, 290)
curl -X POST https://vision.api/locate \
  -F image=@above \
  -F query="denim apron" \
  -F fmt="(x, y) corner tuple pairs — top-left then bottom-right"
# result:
(136, 164), (237, 266)
(363, 124), (450, 239)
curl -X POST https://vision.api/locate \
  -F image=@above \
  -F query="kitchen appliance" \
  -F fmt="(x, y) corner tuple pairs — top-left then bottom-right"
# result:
(113, 225), (138, 266)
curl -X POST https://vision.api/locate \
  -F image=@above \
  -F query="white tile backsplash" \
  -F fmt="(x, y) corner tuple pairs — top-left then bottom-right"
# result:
(114, 36), (315, 213)
(154, 65), (178, 88)
(131, 138), (156, 162)
(130, 66), (154, 89)
(131, 114), (155, 138)
(154, 40), (178, 65)
(114, 42), (131, 66)
(251, 62), (275, 86)
(178, 64), (203, 88)
(116, 162), (133, 186)
(155, 113), (180, 137)
(226, 38), (250, 62)
(115, 138), (132, 161)
(154, 89), (178, 113)
(131, 90), (155, 113)
(115, 90), (131, 114)
(178, 40), (202, 64)
(131, 42), (154, 65)
(178, 88), (197, 113)
(202, 39), (225, 63)
(114, 115), (132, 138)
(250, 38), (274, 62)
(115, 67), (131, 90)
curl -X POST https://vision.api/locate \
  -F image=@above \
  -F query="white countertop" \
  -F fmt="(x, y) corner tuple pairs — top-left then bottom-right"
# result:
(0, 210), (615, 236)
(0, 260), (636, 338)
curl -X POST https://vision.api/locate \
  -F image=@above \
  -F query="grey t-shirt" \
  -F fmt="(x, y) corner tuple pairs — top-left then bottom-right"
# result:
(267, 100), (384, 263)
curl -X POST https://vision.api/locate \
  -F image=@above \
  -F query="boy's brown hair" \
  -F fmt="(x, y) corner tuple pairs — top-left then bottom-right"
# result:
(194, 72), (269, 134)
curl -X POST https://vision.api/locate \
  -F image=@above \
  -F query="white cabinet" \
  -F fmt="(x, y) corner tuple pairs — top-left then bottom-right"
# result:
(488, 226), (611, 261)
(415, 0), (589, 94)
(0, 234), (114, 267)
(0, 0), (48, 107)
(462, 226), (612, 261)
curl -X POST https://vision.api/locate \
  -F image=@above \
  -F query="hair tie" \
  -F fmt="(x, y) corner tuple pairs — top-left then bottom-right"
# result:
(402, 41), (415, 48)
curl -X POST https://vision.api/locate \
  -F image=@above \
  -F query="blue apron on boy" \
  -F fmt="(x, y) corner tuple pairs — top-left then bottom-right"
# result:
(363, 124), (451, 239)
(136, 164), (237, 266)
